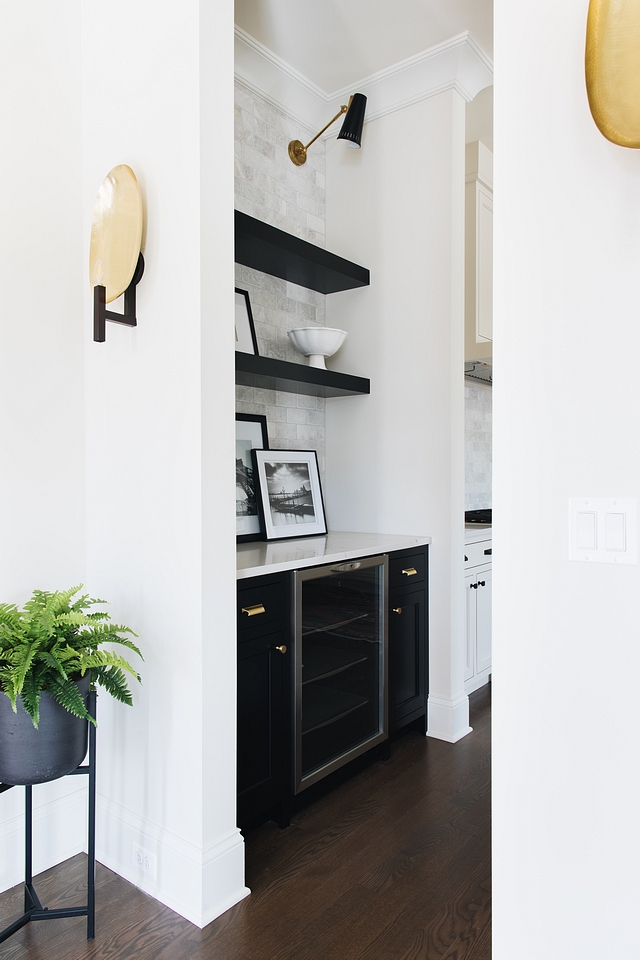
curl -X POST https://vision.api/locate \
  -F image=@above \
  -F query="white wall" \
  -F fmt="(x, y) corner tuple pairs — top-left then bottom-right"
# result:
(494, 1), (640, 955)
(82, 0), (243, 927)
(325, 91), (470, 743)
(0, 0), (88, 891)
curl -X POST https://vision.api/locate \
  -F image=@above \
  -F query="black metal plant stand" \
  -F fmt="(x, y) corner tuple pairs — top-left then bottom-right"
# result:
(0, 691), (97, 943)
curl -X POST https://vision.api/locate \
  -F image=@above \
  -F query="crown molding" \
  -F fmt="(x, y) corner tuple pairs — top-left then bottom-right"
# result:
(234, 26), (330, 133)
(234, 26), (493, 131)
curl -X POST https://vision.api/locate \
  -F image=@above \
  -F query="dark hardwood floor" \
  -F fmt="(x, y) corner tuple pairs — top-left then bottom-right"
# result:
(0, 685), (490, 959)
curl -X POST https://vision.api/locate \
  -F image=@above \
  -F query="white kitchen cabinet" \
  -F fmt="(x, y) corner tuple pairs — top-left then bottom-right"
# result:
(464, 536), (492, 694)
(465, 141), (493, 364)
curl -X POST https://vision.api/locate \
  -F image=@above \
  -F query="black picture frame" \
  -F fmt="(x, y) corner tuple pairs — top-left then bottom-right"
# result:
(235, 288), (259, 356)
(252, 448), (327, 541)
(236, 413), (269, 543)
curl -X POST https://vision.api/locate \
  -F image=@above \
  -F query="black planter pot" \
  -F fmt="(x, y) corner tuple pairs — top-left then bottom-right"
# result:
(0, 674), (90, 786)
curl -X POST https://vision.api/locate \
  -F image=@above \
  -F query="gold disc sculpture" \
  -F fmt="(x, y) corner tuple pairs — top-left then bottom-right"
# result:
(89, 164), (143, 301)
(586, 0), (640, 147)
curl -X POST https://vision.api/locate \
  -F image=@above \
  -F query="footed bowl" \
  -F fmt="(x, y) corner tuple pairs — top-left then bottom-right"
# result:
(288, 326), (348, 369)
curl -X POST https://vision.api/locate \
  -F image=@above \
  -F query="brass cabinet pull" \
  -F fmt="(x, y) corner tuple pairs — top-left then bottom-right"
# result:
(392, 607), (402, 615)
(401, 567), (417, 577)
(274, 645), (287, 654)
(241, 603), (266, 617)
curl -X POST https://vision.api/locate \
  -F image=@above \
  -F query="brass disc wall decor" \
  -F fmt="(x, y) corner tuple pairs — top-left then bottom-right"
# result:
(586, 0), (640, 147)
(89, 164), (143, 302)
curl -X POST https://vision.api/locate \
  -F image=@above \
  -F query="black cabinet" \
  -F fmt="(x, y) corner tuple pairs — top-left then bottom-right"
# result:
(388, 547), (429, 733)
(236, 545), (429, 830)
(237, 573), (291, 830)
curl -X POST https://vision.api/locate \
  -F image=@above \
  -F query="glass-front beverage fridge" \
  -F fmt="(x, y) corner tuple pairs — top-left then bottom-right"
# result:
(294, 555), (388, 793)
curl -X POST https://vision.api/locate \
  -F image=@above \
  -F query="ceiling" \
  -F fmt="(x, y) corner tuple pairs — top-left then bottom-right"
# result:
(235, 0), (493, 93)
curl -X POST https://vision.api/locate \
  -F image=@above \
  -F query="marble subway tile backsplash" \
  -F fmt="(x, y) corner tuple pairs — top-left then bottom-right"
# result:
(465, 381), (492, 510)
(235, 79), (327, 476)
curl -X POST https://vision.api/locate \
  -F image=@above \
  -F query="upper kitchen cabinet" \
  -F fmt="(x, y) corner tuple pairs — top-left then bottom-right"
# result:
(465, 142), (493, 364)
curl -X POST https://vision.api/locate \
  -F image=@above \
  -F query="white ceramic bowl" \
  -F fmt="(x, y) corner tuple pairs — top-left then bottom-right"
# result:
(288, 326), (348, 369)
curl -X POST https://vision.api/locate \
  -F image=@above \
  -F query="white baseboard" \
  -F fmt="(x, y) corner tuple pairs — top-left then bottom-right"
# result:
(0, 780), (87, 893)
(427, 693), (473, 742)
(96, 795), (249, 928)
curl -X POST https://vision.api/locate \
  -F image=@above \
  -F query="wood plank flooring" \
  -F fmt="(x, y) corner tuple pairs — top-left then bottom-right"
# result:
(0, 685), (490, 959)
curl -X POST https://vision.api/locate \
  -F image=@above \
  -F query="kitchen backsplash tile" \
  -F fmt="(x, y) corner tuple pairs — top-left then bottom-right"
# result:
(235, 79), (327, 477)
(465, 381), (492, 510)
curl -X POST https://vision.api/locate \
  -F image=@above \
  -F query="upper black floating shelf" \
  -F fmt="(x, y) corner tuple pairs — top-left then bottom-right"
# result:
(236, 353), (370, 399)
(235, 211), (370, 295)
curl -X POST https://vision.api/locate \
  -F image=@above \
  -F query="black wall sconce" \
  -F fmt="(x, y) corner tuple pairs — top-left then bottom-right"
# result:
(90, 164), (145, 343)
(288, 93), (367, 166)
(93, 254), (144, 343)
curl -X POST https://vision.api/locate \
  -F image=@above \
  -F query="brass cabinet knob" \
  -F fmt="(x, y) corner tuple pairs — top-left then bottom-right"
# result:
(241, 604), (266, 617)
(401, 567), (417, 577)
(274, 645), (287, 654)
(392, 607), (402, 615)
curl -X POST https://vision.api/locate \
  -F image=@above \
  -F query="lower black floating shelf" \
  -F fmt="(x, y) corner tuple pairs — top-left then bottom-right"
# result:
(235, 353), (370, 399)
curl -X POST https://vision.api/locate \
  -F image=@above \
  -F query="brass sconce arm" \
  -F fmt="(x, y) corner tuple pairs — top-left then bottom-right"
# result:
(288, 103), (349, 166)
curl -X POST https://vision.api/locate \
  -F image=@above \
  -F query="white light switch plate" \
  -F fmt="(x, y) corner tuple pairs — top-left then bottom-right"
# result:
(568, 498), (637, 564)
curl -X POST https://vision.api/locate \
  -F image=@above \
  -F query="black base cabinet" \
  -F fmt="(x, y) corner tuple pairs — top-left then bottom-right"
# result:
(237, 573), (291, 831)
(388, 547), (429, 733)
(236, 546), (428, 832)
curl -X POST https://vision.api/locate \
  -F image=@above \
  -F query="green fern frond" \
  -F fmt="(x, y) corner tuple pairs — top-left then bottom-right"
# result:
(93, 666), (133, 706)
(0, 604), (20, 627)
(48, 676), (93, 724)
(20, 673), (41, 727)
(35, 651), (68, 679)
(108, 636), (143, 660)
(76, 622), (138, 641)
(76, 650), (142, 682)
(12, 641), (41, 698)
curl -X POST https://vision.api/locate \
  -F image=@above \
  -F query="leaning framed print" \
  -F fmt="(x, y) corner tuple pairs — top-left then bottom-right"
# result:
(235, 288), (259, 355)
(252, 449), (327, 541)
(236, 413), (269, 542)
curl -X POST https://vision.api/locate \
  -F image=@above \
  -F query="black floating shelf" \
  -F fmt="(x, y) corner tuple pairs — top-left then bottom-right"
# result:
(236, 353), (369, 399)
(235, 211), (370, 295)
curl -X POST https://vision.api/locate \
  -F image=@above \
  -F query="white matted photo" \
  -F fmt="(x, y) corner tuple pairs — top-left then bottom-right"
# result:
(252, 449), (327, 541)
(235, 288), (258, 355)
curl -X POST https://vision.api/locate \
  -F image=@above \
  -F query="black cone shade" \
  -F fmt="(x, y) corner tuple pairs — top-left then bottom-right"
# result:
(337, 93), (367, 148)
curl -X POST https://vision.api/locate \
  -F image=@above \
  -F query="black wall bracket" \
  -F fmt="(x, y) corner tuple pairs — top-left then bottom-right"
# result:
(93, 253), (145, 343)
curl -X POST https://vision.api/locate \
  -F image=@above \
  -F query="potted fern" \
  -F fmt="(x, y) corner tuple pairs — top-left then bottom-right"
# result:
(0, 586), (141, 786)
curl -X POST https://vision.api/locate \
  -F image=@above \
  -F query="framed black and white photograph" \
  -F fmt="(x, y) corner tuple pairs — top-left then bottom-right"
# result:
(235, 288), (259, 356)
(252, 449), (327, 541)
(236, 413), (269, 542)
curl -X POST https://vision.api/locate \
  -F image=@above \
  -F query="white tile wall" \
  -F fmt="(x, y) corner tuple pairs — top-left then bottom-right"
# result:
(234, 79), (327, 475)
(465, 381), (492, 509)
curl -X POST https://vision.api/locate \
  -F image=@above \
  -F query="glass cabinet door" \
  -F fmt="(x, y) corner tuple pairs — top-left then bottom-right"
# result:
(294, 556), (388, 792)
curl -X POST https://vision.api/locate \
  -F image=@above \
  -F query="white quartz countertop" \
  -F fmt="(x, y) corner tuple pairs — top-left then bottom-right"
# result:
(465, 524), (492, 543)
(237, 531), (431, 580)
